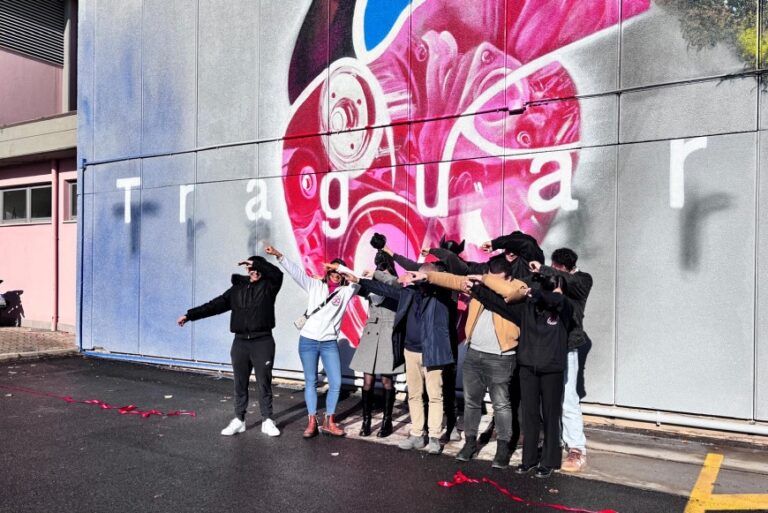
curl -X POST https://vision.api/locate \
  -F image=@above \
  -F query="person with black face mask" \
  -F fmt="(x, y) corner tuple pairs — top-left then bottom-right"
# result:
(467, 273), (574, 478)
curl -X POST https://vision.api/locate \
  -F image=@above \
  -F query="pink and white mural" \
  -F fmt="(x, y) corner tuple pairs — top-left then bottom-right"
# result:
(282, 0), (649, 344)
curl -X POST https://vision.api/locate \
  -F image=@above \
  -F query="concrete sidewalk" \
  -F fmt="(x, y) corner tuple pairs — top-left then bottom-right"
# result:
(0, 327), (77, 361)
(339, 394), (768, 499)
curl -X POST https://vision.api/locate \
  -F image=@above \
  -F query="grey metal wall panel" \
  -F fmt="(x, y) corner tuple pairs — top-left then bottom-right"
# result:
(142, 154), (195, 189)
(139, 186), (194, 359)
(196, 145), (257, 183)
(257, 140), (281, 179)
(197, 0), (259, 147)
(760, 76), (768, 132)
(91, 190), (140, 354)
(757, 133), (768, 420)
(258, 0), (313, 140)
(616, 133), (756, 418)
(79, 193), (94, 349)
(191, 179), (275, 363)
(619, 76), (757, 144)
(542, 146), (618, 405)
(620, 2), (755, 89)
(77, 0), (95, 168)
(141, 0), (197, 155)
(579, 95), (619, 148)
(92, 160), (141, 194)
(93, 0), (142, 161)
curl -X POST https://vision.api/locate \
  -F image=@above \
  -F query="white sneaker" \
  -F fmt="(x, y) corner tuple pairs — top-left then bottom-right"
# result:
(221, 418), (246, 436)
(261, 418), (281, 437)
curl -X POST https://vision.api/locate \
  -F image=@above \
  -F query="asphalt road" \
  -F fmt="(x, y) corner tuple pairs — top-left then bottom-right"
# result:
(0, 356), (688, 513)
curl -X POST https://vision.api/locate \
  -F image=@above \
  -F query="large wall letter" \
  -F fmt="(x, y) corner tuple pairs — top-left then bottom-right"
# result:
(670, 137), (708, 209)
(116, 177), (141, 224)
(416, 162), (449, 217)
(245, 179), (273, 222)
(179, 185), (195, 224)
(321, 173), (349, 237)
(527, 153), (578, 213)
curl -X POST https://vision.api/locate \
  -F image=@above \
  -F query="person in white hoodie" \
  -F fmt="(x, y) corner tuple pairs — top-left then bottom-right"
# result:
(264, 244), (360, 438)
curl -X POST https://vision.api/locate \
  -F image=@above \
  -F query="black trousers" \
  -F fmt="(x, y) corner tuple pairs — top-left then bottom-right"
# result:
(230, 335), (275, 421)
(519, 365), (564, 468)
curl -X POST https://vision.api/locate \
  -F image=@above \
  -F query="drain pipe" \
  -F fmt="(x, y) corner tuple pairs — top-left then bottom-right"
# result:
(581, 404), (768, 437)
(51, 159), (59, 332)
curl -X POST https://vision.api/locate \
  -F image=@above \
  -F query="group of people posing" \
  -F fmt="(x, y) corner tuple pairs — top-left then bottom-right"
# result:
(176, 230), (593, 479)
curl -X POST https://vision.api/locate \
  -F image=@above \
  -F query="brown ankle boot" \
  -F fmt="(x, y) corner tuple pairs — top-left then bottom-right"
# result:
(303, 415), (319, 439)
(320, 414), (346, 437)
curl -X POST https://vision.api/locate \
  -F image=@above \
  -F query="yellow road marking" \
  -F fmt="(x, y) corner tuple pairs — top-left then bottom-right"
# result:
(684, 453), (768, 512)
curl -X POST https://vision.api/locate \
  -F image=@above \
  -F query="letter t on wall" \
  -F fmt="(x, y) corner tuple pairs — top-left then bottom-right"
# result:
(669, 137), (707, 209)
(116, 177), (141, 224)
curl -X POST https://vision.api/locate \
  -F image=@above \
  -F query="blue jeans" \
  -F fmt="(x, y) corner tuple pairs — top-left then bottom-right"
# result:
(561, 349), (586, 452)
(298, 336), (342, 415)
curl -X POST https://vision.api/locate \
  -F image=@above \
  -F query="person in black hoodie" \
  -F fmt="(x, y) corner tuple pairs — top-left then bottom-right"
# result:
(468, 273), (574, 478)
(177, 255), (283, 437)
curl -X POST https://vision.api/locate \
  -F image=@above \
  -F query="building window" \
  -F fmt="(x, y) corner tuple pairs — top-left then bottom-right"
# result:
(0, 185), (52, 224)
(2, 189), (27, 221)
(65, 181), (77, 220)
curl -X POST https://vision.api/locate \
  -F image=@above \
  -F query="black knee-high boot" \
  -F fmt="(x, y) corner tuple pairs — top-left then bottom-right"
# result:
(359, 389), (373, 436)
(377, 388), (396, 438)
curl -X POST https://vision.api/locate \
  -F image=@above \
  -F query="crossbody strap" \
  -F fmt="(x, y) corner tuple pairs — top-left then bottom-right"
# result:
(304, 288), (342, 319)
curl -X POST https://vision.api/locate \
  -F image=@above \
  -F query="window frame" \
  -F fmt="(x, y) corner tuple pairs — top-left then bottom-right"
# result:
(0, 184), (53, 225)
(64, 180), (77, 221)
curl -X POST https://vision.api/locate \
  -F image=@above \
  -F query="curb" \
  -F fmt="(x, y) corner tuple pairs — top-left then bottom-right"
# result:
(0, 348), (78, 362)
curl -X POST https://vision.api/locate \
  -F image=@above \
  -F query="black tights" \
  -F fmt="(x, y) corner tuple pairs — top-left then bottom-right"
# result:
(363, 373), (394, 391)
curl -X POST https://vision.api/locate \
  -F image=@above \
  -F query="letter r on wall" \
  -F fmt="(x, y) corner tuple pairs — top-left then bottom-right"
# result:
(670, 137), (707, 209)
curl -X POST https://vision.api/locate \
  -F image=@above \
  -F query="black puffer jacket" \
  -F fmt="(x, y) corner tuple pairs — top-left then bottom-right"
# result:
(186, 259), (283, 339)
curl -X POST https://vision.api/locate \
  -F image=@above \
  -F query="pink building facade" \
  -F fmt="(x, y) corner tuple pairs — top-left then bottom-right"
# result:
(0, 0), (78, 331)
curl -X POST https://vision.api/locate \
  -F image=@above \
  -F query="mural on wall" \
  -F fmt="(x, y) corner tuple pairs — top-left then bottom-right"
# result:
(281, 0), (650, 344)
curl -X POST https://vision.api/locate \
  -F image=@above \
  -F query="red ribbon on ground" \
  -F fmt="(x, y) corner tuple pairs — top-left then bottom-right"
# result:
(1, 384), (195, 418)
(438, 471), (618, 513)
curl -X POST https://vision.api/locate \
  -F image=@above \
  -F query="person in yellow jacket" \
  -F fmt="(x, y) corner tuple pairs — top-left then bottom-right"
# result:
(405, 257), (528, 468)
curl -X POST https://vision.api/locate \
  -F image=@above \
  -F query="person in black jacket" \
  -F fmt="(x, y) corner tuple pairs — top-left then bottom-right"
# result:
(469, 273), (574, 478)
(530, 248), (593, 472)
(177, 255), (283, 437)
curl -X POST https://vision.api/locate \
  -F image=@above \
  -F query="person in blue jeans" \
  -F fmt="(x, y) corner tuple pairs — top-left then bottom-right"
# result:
(265, 244), (360, 438)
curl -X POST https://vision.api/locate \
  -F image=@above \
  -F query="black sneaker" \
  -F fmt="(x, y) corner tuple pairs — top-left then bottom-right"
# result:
(515, 463), (537, 474)
(535, 465), (553, 478)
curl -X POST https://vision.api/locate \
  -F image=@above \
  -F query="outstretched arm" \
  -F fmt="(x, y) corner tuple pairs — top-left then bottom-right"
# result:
(251, 258), (284, 295)
(266, 244), (312, 292)
(181, 288), (233, 325)
(470, 283), (525, 325)
(539, 265), (593, 301)
(358, 278), (403, 301)
(481, 275), (529, 302)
